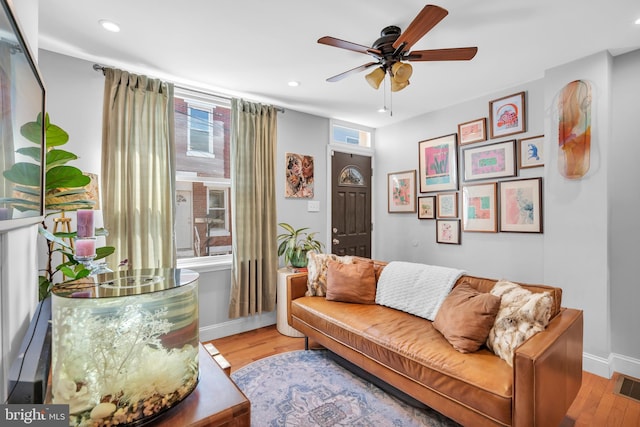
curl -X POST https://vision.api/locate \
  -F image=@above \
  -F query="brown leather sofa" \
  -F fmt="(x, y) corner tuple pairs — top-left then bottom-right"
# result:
(286, 260), (583, 427)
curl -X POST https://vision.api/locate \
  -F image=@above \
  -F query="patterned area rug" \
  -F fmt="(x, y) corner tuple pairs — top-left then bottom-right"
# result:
(231, 350), (461, 426)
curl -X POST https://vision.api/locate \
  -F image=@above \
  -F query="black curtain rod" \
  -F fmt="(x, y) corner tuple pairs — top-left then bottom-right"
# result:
(92, 63), (284, 113)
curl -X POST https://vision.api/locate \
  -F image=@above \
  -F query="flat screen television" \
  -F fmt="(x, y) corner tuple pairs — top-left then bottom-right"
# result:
(0, 0), (46, 232)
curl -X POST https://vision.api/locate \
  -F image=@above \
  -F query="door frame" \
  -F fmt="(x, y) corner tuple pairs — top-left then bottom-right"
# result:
(326, 143), (376, 258)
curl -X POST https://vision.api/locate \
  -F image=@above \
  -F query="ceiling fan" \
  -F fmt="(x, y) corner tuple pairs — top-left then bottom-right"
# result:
(318, 4), (477, 92)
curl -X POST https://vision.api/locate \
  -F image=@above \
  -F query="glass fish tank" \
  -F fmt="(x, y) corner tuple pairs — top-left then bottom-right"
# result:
(51, 268), (199, 427)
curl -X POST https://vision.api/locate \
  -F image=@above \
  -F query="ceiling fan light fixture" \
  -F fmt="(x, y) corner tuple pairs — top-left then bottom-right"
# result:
(391, 62), (413, 83)
(391, 78), (410, 92)
(365, 67), (385, 89)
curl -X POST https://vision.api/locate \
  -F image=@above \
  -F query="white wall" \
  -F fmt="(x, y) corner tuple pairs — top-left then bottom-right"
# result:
(374, 78), (546, 283)
(37, 50), (329, 341)
(543, 52), (612, 376)
(34, 46), (640, 379)
(375, 50), (640, 379)
(610, 49), (640, 374)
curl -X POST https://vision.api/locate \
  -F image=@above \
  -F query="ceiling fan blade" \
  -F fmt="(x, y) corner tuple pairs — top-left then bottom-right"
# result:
(406, 47), (478, 61)
(318, 36), (382, 56)
(326, 62), (379, 82)
(392, 5), (448, 52)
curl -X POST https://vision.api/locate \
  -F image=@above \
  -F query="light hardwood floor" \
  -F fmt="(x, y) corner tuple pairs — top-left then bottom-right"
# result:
(207, 325), (640, 427)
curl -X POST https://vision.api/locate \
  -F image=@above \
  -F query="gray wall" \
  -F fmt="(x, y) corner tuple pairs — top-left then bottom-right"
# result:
(37, 50), (328, 341)
(610, 49), (640, 369)
(374, 50), (639, 378)
(33, 46), (640, 378)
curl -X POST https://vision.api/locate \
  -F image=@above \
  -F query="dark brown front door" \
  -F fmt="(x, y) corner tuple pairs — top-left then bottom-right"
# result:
(331, 151), (372, 257)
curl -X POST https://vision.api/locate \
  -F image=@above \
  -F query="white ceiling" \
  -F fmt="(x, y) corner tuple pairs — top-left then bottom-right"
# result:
(38, 0), (640, 128)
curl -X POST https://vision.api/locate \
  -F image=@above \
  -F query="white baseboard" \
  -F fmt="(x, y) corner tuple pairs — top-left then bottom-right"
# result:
(583, 352), (640, 379)
(609, 352), (640, 379)
(199, 311), (277, 342)
(583, 352), (611, 378)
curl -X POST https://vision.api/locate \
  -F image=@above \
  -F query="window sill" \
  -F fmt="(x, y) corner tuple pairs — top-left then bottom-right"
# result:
(177, 253), (232, 273)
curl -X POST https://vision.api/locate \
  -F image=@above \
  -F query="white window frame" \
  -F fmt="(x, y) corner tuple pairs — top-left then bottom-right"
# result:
(206, 185), (230, 237)
(330, 119), (375, 149)
(186, 102), (215, 158)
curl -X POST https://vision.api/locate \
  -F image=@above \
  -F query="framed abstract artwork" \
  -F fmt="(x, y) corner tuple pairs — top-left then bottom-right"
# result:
(518, 135), (544, 169)
(461, 183), (497, 232)
(499, 178), (543, 233)
(418, 134), (458, 193)
(436, 219), (461, 244)
(285, 152), (314, 198)
(417, 196), (436, 219)
(462, 140), (517, 182)
(387, 170), (417, 213)
(489, 91), (526, 138)
(458, 117), (487, 145)
(436, 192), (458, 218)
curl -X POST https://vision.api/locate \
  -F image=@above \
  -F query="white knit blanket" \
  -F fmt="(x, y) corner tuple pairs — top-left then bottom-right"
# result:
(375, 261), (466, 321)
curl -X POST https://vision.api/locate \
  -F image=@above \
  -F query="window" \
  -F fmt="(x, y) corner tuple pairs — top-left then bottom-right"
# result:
(175, 88), (231, 259)
(207, 187), (229, 235)
(331, 120), (373, 148)
(187, 105), (215, 157)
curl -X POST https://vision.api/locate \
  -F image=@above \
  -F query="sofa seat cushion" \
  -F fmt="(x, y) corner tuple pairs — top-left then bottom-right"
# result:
(292, 296), (513, 425)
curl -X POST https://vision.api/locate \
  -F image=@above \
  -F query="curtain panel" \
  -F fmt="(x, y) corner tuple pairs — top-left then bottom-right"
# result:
(229, 99), (278, 318)
(101, 68), (176, 270)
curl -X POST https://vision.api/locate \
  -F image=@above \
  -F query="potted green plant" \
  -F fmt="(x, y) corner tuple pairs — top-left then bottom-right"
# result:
(277, 222), (323, 269)
(1, 113), (115, 299)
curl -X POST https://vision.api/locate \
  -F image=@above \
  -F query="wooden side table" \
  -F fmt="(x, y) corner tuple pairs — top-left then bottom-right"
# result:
(153, 344), (250, 426)
(276, 268), (305, 337)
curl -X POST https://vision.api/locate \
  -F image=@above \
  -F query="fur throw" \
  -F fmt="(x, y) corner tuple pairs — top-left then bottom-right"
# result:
(306, 252), (353, 296)
(486, 280), (553, 366)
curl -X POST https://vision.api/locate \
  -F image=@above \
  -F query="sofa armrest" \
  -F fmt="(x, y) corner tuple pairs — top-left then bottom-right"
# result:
(286, 272), (308, 327)
(513, 308), (583, 427)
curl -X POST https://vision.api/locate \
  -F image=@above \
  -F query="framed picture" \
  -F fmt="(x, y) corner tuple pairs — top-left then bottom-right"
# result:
(285, 152), (314, 198)
(462, 140), (517, 182)
(417, 196), (436, 219)
(518, 135), (544, 169)
(489, 91), (526, 138)
(458, 118), (487, 145)
(436, 219), (461, 244)
(499, 178), (543, 233)
(387, 170), (417, 213)
(436, 192), (458, 218)
(418, 134), (458, 193)
(462, 183), (497, 232)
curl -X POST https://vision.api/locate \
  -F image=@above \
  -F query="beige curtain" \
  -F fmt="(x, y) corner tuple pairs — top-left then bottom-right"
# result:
(229, 99), (278, 318)
(101, 68), (176, 270)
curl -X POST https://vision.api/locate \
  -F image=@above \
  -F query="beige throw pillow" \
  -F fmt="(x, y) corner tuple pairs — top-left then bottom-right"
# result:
(325, 259), (377, 304)
(306, 252), (353, 296)
(433, 282), (501, 353)
(486, 280), (553, 366)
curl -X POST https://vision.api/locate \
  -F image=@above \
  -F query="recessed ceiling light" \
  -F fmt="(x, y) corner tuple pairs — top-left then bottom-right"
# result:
(288, 81), (300, 87)
(99, 19), (121, 33)
(635, 17), (640, 25)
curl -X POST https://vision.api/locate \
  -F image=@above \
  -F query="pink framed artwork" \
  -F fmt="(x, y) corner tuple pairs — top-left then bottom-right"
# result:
(418, 134), (458, 193)
(462, 140), (516, 182)
(489, 92), (526, 139)
(387, 170), (416, 213)
(458, 117), (487, 145)
(499, 178), (543, 233)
